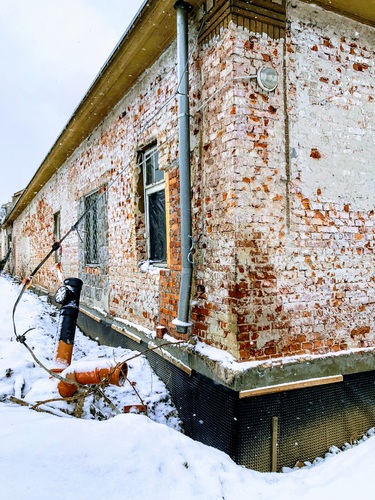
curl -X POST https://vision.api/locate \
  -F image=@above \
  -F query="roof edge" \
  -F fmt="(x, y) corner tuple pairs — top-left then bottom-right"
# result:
(5, 0), (204, 226)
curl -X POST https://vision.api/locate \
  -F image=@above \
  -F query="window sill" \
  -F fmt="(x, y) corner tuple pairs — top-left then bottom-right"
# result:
(138, 260), (167, 273)
(84, 265), (101, 275)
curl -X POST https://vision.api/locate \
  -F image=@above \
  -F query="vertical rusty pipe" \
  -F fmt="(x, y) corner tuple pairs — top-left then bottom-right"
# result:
(54, 277), (83, 369)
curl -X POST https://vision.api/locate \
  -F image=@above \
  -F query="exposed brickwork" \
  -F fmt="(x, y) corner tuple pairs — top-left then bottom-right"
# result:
(191, 24), (285, 360)
(280, 2), (375, 360)
(9, 1), (375, 363)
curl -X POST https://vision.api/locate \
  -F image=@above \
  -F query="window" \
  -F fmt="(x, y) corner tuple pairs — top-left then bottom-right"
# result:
(139, 145), (166, 262)
(53, 211), (61, 263)
(85, 191), (99, 265)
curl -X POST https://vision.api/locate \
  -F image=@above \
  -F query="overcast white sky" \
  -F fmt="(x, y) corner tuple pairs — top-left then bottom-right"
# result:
(0, 0), (145, 205)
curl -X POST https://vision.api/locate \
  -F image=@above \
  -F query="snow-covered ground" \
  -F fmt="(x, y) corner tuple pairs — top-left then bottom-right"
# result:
(0, 273), (374, 499)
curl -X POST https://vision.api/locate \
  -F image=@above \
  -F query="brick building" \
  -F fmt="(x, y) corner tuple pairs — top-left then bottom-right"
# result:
(2, 0), (375, 471)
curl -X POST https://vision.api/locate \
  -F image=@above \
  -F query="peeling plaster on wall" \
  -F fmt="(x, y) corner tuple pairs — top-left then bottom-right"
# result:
(8, 2), (375, 363)
(288, 1), (375, 210)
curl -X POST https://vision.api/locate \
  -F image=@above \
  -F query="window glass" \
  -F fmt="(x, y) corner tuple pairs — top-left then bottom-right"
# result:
(145, 149), (162, 186)
(149, 190), (166, 261)
(146, 154), (154, 186)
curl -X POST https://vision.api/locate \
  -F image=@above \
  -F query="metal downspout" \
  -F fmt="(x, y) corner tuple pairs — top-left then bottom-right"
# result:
(173, 1), (193, 334)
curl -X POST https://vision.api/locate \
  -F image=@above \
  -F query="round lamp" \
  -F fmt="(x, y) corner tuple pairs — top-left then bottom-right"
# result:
(256, 66), (278, 92)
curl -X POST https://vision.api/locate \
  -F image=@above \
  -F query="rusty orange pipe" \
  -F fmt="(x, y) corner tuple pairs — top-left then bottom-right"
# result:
(53, 278), (83, 370)
(58, 361), (128, 397)
(54, 342), (74, 371)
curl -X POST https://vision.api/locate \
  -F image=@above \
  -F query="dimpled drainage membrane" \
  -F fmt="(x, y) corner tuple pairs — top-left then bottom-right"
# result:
(237, 373), (375, 471)
(78, 312), (375, 472)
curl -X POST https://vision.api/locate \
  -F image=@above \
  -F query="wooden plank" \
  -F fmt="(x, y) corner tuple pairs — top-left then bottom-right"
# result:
(199, 0), (286, 43)
(232, 7), (285, 29)
(165, 171), (171, 268)
(235, 0), (286, 16)
(239, 374), (343, 398)
(111, 324), (142, 344)
(271, 416), (278, 472)
(199, 0), (230, 42)
(148, 342), (192, 375)
(79, 308), (101, 323)
(232, 3), (286, 24)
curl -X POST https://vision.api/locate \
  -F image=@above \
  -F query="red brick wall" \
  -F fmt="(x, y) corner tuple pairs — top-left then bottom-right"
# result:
(10, 2), (375, 363)
(192, 3), (375, 361)
(191, 24), (285, 360)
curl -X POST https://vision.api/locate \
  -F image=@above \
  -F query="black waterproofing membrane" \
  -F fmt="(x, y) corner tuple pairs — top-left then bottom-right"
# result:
(78, 312), (375, 472)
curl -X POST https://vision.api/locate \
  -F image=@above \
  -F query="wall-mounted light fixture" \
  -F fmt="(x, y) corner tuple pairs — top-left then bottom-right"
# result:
(196, 66), (279, 113)
(256, 66), (278, 92)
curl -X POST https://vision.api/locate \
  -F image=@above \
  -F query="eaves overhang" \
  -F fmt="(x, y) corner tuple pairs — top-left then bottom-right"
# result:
(305, 0), (375, 27)
(4, 0), (374, 227)
(4, 0), (205, 226)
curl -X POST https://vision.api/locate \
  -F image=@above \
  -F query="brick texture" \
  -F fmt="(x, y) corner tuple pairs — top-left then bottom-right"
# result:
(9, 1), (375, 362)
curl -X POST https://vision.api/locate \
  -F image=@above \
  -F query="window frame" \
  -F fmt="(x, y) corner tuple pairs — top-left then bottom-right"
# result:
(53, 211), (61, 264)
(84, 190), (99, 266)
(140, 145), (167, 264)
